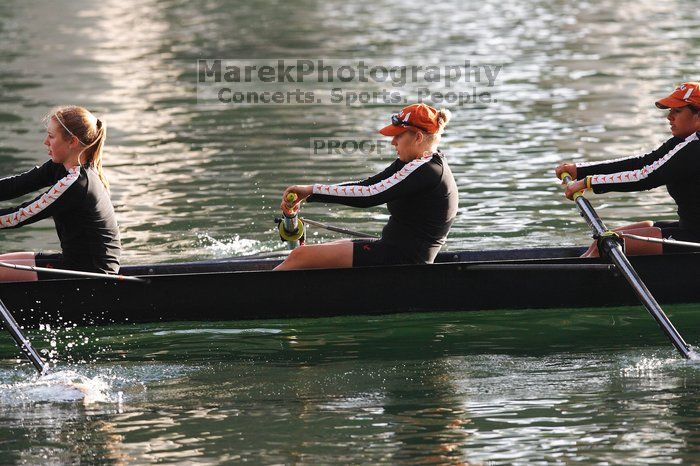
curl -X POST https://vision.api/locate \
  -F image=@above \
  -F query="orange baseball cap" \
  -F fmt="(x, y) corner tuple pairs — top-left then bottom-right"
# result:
(655, 82), (700, 109)
(379, 103), (441, 136)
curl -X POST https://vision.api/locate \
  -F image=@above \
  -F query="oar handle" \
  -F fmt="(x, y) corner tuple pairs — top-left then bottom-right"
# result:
(282, 192), (299, 217)
(559, 171), (585, 200)
(279, 192), (304, 246)
(285, 192), (298, 206)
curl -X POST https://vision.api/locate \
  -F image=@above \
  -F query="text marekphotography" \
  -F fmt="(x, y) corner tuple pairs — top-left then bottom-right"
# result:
(196, 59), (502, 107)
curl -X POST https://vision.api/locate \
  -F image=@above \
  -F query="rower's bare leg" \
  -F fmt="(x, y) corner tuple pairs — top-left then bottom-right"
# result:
(622, 227), (663, 255)
(582, 221), (654, 257)
(0, 252), (38, 282)
(274, 241), (353, 270)
(582, 226), (662, 258)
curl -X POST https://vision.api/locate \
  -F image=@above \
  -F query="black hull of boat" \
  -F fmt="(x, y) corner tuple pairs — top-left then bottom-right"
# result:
(2, 247), (700, 327)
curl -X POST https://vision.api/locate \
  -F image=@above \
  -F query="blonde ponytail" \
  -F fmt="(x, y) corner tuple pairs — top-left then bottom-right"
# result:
(436, 108), (452, 134)
(87, 120), (109, 190)
(46, 106), (110, 190)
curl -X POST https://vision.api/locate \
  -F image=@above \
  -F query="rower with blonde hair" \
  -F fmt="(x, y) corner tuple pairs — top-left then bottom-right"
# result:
(0, 105), (121, 281)
(276, 103), (458, 270)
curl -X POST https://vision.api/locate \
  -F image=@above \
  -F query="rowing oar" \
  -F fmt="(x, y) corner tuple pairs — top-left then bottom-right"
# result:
(0, 298), (48, 374)
(277, 193), (306, 249)
(560, 172), (692, 359)
(619, 233), (700, 251)
(0, 261), (147, 283)
(300, 217), (377, 239)
(275, 193), (377, 244)
(0, 261), (146, 374)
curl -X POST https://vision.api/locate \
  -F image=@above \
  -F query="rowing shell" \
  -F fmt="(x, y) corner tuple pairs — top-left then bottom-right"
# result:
(1, 247), (700, 327)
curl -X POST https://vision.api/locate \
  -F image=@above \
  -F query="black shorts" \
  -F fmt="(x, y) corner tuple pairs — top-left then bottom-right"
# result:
(352, 239), (416, 267)
(34, 252), (67, 280)
(34, 252), (111, 280)
(653, 221), (700, 254)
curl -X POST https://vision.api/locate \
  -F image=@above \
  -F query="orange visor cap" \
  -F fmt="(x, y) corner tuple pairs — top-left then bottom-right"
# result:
(656, 82), (700, 109)
(379, 103), (442, 136)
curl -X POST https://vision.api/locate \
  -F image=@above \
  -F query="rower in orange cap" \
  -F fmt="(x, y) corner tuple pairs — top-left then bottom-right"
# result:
(556, 82), (700, 257)
(275, 103), (459, 270)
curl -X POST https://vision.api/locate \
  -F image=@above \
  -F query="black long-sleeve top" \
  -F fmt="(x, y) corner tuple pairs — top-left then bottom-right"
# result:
(576, 132), (700, 232)
(0, 160), (121, 273)
(307, 151), (459, 257)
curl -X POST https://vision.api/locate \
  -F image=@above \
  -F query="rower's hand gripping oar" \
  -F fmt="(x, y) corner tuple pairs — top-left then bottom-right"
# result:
(0, 298), (48, 374)
(274, 192), (377, 243)
(560, 172), (693, 359)
(276, 192), (305, 249)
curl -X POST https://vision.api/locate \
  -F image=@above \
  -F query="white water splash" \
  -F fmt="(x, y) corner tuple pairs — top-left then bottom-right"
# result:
(620, 357), (674, 377)
(687, 348), (700, 361)
(33, 321), (98, 365)
(0, 370), (121, 406)
(196, 233), (278, 257)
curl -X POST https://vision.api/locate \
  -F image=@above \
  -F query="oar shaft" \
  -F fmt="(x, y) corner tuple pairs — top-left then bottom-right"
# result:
(0, 298), (48, 374)
(621, 233), (700, 250)
(301, 217), (377, 239)
(0, 261), (146, 283)
(608, 246), (690, 356)
(563, 174), (691, 358)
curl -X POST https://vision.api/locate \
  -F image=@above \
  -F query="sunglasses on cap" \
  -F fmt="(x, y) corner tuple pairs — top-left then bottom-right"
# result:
(391, 114), (428, 132)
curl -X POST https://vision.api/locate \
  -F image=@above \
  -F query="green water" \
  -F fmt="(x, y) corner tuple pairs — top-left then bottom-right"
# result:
(2, 306), (700, 464)
(2, 0), (700, 463)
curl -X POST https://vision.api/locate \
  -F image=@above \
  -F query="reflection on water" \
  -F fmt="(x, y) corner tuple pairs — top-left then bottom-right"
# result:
(1, 0), (698, 262)
(2, 307), (700, 463)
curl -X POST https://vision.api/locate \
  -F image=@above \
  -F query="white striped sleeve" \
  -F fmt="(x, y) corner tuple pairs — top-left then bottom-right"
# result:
(590, 133), (698, 188)
(0, 166), (80, 229)
(312, 156), (432, 198)
(576, 154), (643, 168)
